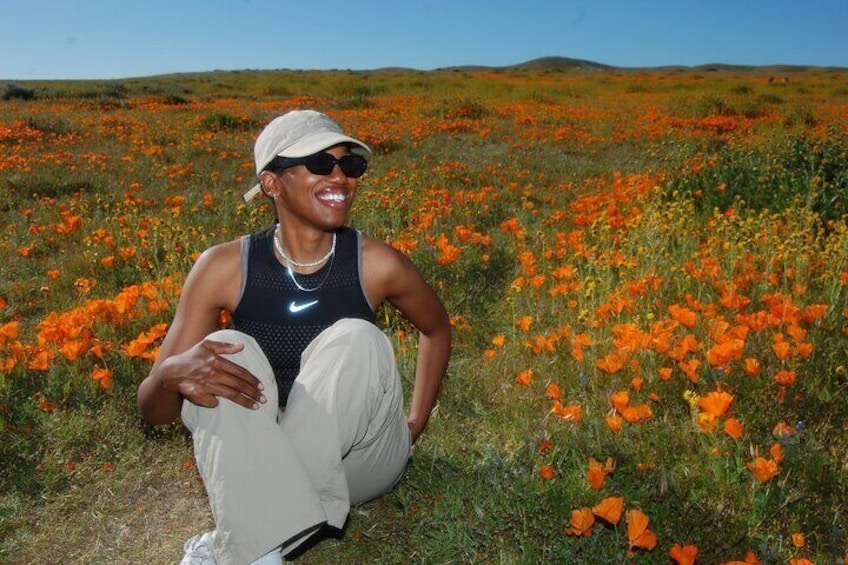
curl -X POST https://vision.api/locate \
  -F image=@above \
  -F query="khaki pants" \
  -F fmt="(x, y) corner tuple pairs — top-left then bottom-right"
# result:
(181, 319), (412, 565)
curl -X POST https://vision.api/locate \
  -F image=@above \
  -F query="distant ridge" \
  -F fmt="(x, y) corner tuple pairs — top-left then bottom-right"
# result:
(433, 56), (612, 72)
(7, 56), (845, 82)
(508, 56), (613, 71)
(432, 57), (845, 74)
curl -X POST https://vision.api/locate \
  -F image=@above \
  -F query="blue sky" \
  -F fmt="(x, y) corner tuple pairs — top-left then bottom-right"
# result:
(2, 0), (846, 80)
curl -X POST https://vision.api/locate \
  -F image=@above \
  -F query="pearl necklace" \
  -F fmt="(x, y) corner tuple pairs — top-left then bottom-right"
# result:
(274, 226), (336, 268)
(274, 227), (336, 293)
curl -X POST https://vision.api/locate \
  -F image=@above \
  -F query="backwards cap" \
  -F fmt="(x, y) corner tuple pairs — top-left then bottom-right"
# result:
(243, 109), (371, 202)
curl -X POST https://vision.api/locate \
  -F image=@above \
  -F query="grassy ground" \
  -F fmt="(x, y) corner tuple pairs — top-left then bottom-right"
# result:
(2, 66), (847, 564)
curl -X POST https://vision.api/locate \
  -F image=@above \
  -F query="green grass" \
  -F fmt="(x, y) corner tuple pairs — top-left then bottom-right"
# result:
(1, 66), (847, 563)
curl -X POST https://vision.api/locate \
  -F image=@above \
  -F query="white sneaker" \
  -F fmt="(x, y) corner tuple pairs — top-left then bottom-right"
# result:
(180, 531), (216, 564)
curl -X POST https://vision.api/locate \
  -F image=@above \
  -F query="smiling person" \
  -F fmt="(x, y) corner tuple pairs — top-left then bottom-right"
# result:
(136, 110), (451, 565)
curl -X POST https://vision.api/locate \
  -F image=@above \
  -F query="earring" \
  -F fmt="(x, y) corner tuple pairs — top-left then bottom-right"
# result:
(262, 185), (278, 200)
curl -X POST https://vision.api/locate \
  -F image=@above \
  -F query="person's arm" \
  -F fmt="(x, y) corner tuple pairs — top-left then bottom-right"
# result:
(364, 239), (451, 443)
(137, 241), (265, 426)
(406, 312), (451, 443)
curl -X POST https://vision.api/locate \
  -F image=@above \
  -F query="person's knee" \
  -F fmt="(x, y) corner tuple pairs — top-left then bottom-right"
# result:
(331, 319), (386, 348)
(330, 317), (377, 332)
(207, 328), (258, 349)
(206, 329), (277, 392)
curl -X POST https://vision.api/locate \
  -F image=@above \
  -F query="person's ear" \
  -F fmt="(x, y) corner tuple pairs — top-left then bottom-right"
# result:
(260, 171), (280, 199)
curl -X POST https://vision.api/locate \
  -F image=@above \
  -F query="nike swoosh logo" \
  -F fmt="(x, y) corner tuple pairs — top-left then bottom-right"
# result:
(288, 299), (319, 314)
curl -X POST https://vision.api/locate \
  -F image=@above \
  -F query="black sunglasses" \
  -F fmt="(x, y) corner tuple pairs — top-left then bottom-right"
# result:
(268, 152), (368, 178)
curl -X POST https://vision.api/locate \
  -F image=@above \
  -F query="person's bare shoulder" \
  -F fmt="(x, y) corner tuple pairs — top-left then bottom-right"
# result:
(197, 236), (242, 266)
(360, 232), (428, 304)
(182, 236), (244, 312)
(361, 232), (407, 268)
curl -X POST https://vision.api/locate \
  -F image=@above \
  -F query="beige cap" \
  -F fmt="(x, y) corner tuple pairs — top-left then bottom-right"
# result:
(243, 110), (371, 202)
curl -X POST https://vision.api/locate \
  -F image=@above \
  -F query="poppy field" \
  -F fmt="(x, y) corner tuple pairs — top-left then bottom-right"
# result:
(1, 66), (847, 563)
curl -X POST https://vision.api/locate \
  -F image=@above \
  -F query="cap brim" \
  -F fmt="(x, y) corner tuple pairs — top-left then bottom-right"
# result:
(246, 134), (371, 202)
(243, 183), (262, 202)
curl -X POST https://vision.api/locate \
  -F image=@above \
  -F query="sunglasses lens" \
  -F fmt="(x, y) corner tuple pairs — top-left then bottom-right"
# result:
(304, 153), (337, 175)
(339, 155), (367, 178)
(302, 153), (367, 178)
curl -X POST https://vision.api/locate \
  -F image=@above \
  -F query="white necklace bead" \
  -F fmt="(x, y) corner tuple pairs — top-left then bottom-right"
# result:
(274, 226), (336, 292)
(274, 226), (336, 268)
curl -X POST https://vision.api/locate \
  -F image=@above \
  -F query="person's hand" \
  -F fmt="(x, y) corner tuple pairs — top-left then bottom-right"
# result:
(407, 419), (422, 444)
(161, 337), (266, 410)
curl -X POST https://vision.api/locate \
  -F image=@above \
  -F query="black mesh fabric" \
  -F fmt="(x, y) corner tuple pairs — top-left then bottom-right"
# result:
(232, 225), (375, 406)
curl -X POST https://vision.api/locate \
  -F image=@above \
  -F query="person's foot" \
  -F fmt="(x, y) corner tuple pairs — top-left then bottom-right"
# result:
(179, 531), (216, 564)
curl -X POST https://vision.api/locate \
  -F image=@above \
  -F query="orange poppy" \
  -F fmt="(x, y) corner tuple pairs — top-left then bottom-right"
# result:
(698, 390), (733, 417)
(743, 357), (761, 377)
(605, 414), (623, 433)
(515, 315), (533, 332)
(433, 234), (462, 265)
(668, 334), (701, 361)
(698, 412), (718, 434)
(626, 508), (657, 551)
(537, 439), (553, 453)
(27, 348), (53, 371)
(723, 417), (744, 440)
(774, 370), (796, 386)
(746, 456), (779, 483)
(769, 443), (784, 463)
(771, 339), (791, 360)
(790, 532), (805, 548)
(669, 543), (699, 565)
(552, 401), (582, 422)
(591, 496), (624, 524)
(59, 339), (88, 361)
(611, 390), (630, 413)
(515, 369), (533, 386)
(706, 338), (745, 369)
(795, 341), (814, 358)
(586, 457), (615, 491)
(596, 352), (625, 374)
(570, 345), (585, 362)
(91, 367), (113, 389)
(612, 323), (650, 354)
(668, 304), (697, 328)
(621, 404), (653, 424)
(649, 319), (677, 354)
(678, 357), (702, 383)
(743, 550), (763, 564)
(0, 321), (20, 341)
(565, 507), (595, 537)
(119, 246), (137, 260)
(800, 303), (828, 323)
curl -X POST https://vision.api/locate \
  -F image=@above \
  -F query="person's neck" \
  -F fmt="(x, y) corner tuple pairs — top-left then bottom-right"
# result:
(275, 222), (336, 272)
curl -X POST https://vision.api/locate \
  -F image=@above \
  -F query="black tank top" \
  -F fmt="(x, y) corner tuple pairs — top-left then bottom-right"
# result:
(232, 225), (375, 406)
